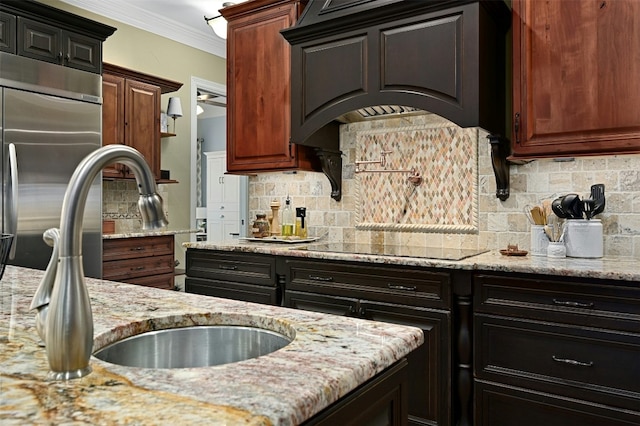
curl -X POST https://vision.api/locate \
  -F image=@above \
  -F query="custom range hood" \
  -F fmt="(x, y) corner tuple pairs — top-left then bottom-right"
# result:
(282, 0), (511, 201)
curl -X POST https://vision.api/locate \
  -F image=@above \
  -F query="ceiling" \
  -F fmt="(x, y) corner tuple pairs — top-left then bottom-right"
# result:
(58, 0), (247, 59)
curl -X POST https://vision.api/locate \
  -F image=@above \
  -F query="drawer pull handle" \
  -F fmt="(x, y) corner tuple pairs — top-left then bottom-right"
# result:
(387, 284), (417, 292)
(552, 355), (594, 367)
(552, 299), (594, 309)
(131, 266), (145, 271)
(130, 246), (145, 251)
(308, 275), (334, 282)
(219, 265), (238, 270)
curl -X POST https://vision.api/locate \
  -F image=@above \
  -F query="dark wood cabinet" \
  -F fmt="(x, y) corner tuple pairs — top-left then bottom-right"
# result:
(304, 359), (409, 426)
(103, 235), (175, 290)
(220, 0), (321, 174)
(185, 249), (282, 306)
(17, 17), (101, 73)
(0, 0), (114, 73)
(284, 258), (452, 426)
(511, 0), (640, 159)
(102, 63), (182, 181)
(0, 11), (16, 53)
(473, 272), (640, 424)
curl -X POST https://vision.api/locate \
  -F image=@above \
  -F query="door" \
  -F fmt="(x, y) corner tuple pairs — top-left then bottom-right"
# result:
(124, 79), (160, 179)
(2, 87), (102, 277)
(205, 151), (247, 240)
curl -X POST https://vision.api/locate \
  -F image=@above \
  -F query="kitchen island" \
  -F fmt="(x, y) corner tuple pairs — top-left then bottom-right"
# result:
(182, 241), (640, 426)
(0, 266), (423, 425)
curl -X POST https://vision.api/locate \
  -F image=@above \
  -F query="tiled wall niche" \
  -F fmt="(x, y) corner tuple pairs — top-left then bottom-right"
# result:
(248, 114), (640, 258)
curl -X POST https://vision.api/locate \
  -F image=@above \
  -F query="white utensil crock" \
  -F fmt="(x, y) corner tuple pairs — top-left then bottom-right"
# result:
(564, 219), (603, 258)
(530, 225), (549, 256)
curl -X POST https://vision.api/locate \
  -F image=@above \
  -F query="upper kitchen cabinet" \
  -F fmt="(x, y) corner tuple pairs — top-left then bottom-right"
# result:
(220, 0), (321, 174)
(102, 63), (182, 181)
(511, 0), (640, 159)
(0, 0), (115, 73)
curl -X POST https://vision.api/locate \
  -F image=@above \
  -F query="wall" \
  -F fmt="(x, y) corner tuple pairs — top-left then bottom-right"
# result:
(249, 114), (640, 259)
(43, 0), (227, 266)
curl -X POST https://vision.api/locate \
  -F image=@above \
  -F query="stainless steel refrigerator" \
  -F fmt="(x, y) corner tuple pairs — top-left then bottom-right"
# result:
(1, 52), (102, 278)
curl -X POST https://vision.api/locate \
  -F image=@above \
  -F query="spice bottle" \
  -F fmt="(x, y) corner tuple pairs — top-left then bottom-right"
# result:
(295, 207), (307, 238)
(281, 195), (295, 237)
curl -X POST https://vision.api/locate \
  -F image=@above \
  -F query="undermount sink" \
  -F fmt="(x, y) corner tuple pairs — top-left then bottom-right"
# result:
(94, 325), (292, 369)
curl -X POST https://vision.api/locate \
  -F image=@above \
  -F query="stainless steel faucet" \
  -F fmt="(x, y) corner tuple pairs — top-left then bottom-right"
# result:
(30, 145), (168, 380)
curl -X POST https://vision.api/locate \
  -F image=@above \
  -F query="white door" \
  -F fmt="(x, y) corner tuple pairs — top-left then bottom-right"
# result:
(205, 151), (248, 241)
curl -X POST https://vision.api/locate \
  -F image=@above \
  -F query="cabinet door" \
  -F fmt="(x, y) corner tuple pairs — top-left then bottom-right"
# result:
(102, 73), (126, 178)
(17, 17), (61, 64)
(512, 0), (640, 158)
(63, 30), (101, 73)
(225, 0), (318, 173)
(124, 79), (161, 179)
(361, 301), (450, 426)
(0, 12), (16, 53)
(208, 154), (241, 208)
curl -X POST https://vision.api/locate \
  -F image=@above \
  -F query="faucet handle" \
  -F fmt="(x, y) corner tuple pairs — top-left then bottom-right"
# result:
(30, 228), (60, 341)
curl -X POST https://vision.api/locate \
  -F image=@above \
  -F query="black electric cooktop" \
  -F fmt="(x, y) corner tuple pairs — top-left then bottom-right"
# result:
(299, 243), (489, 261)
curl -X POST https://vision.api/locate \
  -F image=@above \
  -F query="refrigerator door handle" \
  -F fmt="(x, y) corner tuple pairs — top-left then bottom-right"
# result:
(7, 143), (18, 259)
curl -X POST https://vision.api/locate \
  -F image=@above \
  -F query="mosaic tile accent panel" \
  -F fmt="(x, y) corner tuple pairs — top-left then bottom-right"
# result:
(355, 123), (478, 233)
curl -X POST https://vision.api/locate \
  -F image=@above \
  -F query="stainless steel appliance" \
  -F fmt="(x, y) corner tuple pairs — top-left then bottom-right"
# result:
(1, 52), (102, 278)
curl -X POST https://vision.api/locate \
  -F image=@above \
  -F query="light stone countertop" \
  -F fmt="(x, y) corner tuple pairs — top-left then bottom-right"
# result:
(183, 240), (640, 283)
(103, 228), (199, 239)
(0, 266), (423, 425)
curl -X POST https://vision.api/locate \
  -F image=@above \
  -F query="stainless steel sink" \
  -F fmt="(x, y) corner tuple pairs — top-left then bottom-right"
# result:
(93, 325), (292, 369)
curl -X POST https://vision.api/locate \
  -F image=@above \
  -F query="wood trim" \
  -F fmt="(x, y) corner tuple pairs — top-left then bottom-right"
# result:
(103, 63), (183, 94)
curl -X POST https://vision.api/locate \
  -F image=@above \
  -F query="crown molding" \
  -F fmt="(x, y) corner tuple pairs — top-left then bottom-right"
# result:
(58, 0), (226, 59)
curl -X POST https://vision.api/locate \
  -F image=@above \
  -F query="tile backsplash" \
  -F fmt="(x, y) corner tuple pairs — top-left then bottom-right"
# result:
(248, 114), (640, 258)
(103, 180), (170, 233)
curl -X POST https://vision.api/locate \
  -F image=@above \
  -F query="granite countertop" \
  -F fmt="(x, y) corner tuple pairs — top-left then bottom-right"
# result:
(0, 266), (423, 425)
(183, 240), (640, 282)
(103, 228), (199, 239)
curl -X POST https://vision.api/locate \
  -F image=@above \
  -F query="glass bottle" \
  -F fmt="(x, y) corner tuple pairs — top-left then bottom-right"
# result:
(281, 195), (295, 237)
(295, 207), (307, 238)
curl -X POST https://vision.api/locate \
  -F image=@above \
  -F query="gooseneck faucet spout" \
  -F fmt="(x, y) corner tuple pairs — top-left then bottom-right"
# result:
(30, 145), (168, 380)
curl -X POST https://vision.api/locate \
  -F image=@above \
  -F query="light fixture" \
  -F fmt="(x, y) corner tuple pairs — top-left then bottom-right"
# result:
(196, 104), (204, 115)
(166, 97), (183, 133)
(204, 2), (235, 40)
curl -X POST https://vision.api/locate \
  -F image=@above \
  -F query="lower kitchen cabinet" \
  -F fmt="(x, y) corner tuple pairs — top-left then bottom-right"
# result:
(284, 258), (453, 426)
(473, 272), (640, 425)
(102, 235), (175, 289)
(185, 249), (281, 305)
(304, 359), (409, 426)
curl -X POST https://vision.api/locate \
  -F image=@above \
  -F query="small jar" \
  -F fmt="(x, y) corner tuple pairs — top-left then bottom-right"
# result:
(547, 241), (566, 259)
(251, 214), (270, 238)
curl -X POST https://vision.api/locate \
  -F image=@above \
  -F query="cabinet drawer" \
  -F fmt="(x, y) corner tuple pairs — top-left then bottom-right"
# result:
(122, 272), (175, 290)
(103, 236), (174, 261)
(475, 315), (640, 410)
(474, 273), (640, 332)
(185, 277), (279, 305)
(475, 380), (640, 426)
(186, 250), (277, 287)
(103, 254), (174, 281)
(286, 259), (450, 309)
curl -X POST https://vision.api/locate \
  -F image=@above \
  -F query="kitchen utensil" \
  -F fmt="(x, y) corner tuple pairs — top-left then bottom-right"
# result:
(551, 197), (569, 218)
(591, 183), (606, 217)
(531, 206), (546, 225)
(523, 206), (536, 225)
(561, 193), (583, 219)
